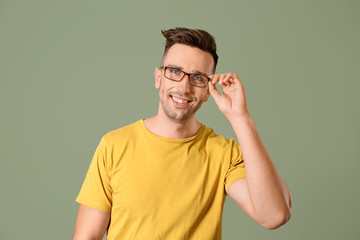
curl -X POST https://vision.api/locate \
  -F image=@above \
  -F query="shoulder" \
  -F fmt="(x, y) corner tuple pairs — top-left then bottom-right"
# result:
(101, 119), (142, 144)
(200, 124), (240, 166)
(201, 124), (236, 149)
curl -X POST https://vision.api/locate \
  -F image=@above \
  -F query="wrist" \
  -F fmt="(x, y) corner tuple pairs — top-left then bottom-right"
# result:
(226, 111), (252, 123)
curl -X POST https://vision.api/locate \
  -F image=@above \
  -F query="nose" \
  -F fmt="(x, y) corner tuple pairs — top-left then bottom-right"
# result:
(177, 74), (192, 92)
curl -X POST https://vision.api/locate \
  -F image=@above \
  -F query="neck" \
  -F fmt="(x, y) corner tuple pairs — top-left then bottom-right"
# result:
(143, 104), (202, 139)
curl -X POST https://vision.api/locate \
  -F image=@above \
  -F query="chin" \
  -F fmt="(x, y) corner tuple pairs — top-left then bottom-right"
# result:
(164, 110), (193, 122)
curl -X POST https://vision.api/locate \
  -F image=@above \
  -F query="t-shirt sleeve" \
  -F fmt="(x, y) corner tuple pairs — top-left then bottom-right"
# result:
(224, 139), (246, 195)
(75, 136), (113, 213)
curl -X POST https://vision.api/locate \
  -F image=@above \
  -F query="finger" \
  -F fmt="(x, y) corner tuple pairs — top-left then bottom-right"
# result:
(219, 74), (230, 87)
(223, 73), (233, 85)
(233, 73), (241, 83)
(210, 74), (220, 84)
(211, 73), (238, 86)
(208, 81), (222, 99)
(232, 74), (244, 88)
(219, 80), (227, 88)
(218, 74), (227, 85)
(222, 73), (236, 86)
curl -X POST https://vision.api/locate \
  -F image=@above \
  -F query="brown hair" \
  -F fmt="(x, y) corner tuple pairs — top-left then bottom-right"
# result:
(161, 27), (218, 73)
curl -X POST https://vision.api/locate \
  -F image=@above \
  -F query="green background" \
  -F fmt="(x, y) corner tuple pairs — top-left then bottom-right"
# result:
(1, 0), (359, 239)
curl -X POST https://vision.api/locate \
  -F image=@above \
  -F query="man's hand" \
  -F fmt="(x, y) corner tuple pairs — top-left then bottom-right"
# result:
(208, 73), (249, 119)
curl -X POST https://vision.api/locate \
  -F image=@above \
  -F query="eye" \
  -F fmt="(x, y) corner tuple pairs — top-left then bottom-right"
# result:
(170, 68), (180, 75)
(193, 75), (205, 82)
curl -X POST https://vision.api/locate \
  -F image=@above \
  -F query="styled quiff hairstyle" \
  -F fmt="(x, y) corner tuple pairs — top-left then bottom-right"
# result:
(161, 27), (218, 73)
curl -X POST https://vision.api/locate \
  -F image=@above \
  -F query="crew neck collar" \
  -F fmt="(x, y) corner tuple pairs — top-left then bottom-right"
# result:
(138, 119), (205, 143)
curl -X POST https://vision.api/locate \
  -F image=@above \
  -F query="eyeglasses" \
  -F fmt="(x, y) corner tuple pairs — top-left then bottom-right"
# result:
(159, 66), (211, 88)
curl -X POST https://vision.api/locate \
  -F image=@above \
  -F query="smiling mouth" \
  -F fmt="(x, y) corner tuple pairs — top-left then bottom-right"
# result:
(170, 95), (193, 105)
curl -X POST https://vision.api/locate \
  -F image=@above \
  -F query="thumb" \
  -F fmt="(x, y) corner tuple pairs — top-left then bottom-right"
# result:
(209, 82), (222, 100)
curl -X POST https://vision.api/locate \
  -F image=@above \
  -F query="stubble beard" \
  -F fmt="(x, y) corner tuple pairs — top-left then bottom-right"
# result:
(160, 93), (204, 122)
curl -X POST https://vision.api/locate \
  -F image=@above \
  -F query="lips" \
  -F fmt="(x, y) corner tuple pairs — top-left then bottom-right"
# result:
(170, 95), (192, 106)
(172, 95), (191, 103)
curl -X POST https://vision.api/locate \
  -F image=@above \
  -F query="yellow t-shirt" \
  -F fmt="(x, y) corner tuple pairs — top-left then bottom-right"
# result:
(76, 119), (246, 240)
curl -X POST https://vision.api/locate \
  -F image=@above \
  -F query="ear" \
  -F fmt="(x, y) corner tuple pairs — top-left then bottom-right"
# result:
(154, 67), (161, 89)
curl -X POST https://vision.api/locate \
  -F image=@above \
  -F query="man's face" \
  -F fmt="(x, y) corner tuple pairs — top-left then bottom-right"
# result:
(154, 44), (214, 122)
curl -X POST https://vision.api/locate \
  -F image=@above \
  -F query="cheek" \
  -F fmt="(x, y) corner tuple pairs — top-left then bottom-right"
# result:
(158, 83), (169, 98)
(197, 90), (208, 101)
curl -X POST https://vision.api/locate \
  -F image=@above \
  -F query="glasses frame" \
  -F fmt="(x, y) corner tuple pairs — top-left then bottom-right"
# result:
(159, 66), (211, 88)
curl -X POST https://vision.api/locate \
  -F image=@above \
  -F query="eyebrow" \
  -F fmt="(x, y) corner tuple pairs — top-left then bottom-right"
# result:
(167, 64), (209, 77)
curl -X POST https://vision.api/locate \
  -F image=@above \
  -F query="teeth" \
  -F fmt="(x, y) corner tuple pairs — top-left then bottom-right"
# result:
(172, 96), (189, 104)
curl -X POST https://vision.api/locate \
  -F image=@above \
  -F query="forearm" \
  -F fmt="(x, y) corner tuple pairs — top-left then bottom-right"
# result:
(228, 113), (291, 223)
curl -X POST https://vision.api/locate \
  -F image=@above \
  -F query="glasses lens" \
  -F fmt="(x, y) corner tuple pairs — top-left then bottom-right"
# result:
(165, 67), (184, 81)
(190, 75), (208, 87)
(163, 67), (208, 87)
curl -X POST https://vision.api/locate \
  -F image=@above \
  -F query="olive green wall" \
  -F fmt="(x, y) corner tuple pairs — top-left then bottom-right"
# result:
(1, 0), (359, 239)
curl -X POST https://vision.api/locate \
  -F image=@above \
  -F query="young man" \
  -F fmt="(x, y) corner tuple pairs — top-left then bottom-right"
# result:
(73, 27), (292, 240)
